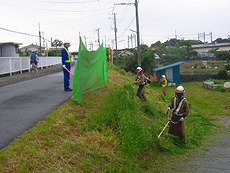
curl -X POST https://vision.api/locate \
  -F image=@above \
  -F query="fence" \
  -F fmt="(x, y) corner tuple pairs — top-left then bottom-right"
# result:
(0, 56), (62, 76)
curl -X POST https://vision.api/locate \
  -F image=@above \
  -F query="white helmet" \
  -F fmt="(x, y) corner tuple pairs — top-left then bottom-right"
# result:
(175, 85), (185, 93)
(162, 75), (166, 78)
(136, 67), (142, 73)
(64, 41), (70, 44)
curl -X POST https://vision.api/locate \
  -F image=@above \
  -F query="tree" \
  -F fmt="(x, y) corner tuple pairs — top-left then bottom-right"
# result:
(215, 51), (230, 61)
(214, 37), (230, 43)
(51, 39), (63, 56)
(140, 46), (156, 74)
(150, 41), (166, 57)
(179, 40), (202, 53)
(51, 39), (63, 47)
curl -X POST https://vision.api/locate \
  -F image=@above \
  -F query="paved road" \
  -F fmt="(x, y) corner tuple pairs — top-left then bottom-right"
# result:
(0, 71), (73, 149)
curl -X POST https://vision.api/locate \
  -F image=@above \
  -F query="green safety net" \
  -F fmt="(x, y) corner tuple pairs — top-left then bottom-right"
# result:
(71, 37), (108, 104)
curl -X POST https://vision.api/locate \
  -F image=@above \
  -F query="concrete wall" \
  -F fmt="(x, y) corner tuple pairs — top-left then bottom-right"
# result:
(1, 44), (19, 57)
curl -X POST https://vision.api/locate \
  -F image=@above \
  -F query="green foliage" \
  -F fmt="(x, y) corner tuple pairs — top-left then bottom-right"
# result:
(1, 66), (228, 172)
(217, 86), (226, 92)
(225, 64), (230, 71)
(48, 50), (61, 56)
(179, 40), (202, 47)
(194, 63), (198, 69)
(84, 84), (161, 170)
(141, 47), (156, 74)
(215, 37), (230, 43)
(51, 39), (63, 47)
(215, 51), (230, 61)
(217, 70), (228, 79)
(160, 47), (187, 64)
(84, 82), (218, 171)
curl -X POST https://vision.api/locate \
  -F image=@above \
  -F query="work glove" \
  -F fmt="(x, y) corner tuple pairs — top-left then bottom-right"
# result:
(179, 117), (184, 122)
(134, 81), (138, 85)
(166, 107), (171, 115)
(62, 64), (66, 68)
(174, 110), (179, 116)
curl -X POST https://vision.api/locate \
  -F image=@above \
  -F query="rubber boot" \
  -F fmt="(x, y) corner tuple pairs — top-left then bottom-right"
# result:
(182, 136), (186, 144)
(141, 94), (147, 101)
(138, 94), (144, 101)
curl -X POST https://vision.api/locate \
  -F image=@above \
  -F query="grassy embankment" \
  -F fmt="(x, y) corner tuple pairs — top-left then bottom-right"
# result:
(0, 64), (229, 172)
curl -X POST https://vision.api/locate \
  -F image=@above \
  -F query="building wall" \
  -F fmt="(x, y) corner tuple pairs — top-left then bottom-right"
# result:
(1, 44), (19, 57)
(192, 43), (230, 53)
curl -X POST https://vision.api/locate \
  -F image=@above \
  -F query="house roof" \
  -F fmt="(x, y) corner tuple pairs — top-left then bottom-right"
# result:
(119, 50), (134, 56)
(0, 42), (22, 45)
(153, 61), (184, 71)
(20, 43), (45, 49)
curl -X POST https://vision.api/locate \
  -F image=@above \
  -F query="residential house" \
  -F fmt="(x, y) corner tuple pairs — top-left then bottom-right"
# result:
(20, 43), (46, 55)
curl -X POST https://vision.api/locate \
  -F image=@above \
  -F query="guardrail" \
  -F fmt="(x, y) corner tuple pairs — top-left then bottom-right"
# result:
(0, 56), (62, 76)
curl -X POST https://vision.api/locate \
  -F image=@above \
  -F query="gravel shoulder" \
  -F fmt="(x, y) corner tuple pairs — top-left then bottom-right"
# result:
(182, 116), (230, 173)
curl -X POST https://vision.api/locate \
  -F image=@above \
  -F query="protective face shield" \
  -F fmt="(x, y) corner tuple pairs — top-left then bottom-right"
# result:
(175, 92), (184, 99)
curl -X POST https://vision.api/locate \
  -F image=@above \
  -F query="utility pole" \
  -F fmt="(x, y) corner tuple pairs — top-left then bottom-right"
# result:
(133, 34), (136, 48)
(42, 32), (45, 47)
(115, 0), (141, 66)
(38, 23), (42, 56)
(206, 32), (213, 43)
(131, 34), (133, 48)
(134, 0), (141, 66)
(114, 13), (118, 65)
(96, 28), (100, 46)
(84, 35), (87, 48)
(89, 41), (93, 51)
(203, 32), (206, 43)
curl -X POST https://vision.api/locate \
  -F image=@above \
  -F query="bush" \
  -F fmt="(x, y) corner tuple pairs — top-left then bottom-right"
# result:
(225, 64), (230, 71)
(217, 70), (228, 79)
(194, 63), (198, 69)
(217, 86), (226, 92)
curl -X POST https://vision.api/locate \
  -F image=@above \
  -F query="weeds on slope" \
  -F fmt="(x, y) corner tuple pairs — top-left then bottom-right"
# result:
(0, 66), (223, 173)
(83, 83), (217, 172)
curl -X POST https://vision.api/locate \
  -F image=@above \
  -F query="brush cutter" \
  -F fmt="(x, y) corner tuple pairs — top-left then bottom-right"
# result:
(62, 65), (74, 76)
(157, 112), (171, 139)
(157, 120), (170, 138)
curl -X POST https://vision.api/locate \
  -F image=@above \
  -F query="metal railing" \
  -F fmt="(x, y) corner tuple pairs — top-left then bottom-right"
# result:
(0, 56), (62, 76)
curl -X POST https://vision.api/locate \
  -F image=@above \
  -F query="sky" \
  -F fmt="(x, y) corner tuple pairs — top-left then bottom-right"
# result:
(0, 0), (230, 52)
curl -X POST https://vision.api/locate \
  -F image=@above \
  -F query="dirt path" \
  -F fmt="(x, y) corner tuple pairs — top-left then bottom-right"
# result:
(183, 116), (230, 173)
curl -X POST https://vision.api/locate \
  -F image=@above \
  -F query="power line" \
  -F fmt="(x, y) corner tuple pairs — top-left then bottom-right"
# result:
(39, 0), (100, 4)
(0, 27), (51, 42)
(0, 1), (112, 14)
(118, 16), (135, 38)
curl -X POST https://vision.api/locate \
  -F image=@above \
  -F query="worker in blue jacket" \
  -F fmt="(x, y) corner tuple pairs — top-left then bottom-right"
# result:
(61, 41), (72, 91)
